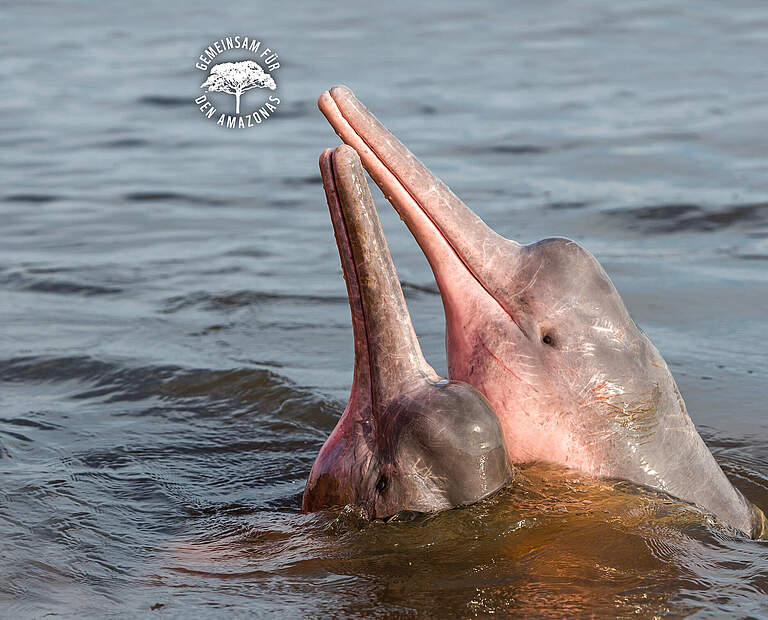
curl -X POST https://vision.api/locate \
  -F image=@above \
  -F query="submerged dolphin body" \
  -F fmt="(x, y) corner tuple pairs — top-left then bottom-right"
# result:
(318, 86), (766, 538)
(302, 145), (512, 519)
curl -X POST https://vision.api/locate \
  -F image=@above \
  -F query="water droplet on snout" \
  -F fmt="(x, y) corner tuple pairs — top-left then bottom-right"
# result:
(434, 379), (449, 387)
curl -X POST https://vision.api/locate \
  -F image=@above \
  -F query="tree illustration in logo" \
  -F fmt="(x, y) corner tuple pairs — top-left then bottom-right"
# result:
(200, 61), (276, 114)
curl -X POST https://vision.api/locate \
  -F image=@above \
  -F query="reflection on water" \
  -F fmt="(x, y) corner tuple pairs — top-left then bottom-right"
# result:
(158, 462), (768, 618)
(2, 0), (768, 616)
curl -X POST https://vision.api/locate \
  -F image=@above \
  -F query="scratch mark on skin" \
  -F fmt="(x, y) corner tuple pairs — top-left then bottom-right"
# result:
(591, 325), (613, 333)
(519, 402), (534, 419)
(509, 259), (543, 299)
(478, 338), (539, 393)
(552, 357), (577, 377)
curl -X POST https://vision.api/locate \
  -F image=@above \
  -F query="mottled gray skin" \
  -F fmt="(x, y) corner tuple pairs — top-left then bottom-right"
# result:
(318, 86), (767, 538)
(302, 146), (512, 519)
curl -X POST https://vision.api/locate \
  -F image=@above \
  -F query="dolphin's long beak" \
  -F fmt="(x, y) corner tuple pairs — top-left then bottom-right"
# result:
(318, 86), (523, 325)
(320, 145), (438, 410)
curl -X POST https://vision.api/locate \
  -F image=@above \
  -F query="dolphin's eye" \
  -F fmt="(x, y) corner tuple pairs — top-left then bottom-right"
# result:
(376, 475), (388, 494)
(542, 334), (554, 346)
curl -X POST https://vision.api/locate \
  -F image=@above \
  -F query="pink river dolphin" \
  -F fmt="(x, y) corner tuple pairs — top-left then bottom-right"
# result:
(303, 145), (512, 519)
(317, 85), (766, 538)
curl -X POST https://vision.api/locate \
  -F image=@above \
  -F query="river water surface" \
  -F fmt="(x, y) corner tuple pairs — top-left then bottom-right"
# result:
(2, 1), (768, 617)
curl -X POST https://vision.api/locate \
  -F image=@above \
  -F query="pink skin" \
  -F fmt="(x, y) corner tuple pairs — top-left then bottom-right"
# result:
(318, 85), (767, 538)
(303, 146), (511, 519)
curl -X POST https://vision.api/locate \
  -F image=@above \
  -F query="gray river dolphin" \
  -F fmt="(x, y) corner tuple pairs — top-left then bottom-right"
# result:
(318, 85), (767, 538)
(302, 145), (513, 519)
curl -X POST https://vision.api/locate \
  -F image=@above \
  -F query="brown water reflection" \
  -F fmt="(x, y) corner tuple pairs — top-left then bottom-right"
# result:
(160, 463), (765, 617)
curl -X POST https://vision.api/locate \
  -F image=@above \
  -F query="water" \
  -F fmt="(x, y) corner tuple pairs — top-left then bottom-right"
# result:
(2, 1), (767, 616)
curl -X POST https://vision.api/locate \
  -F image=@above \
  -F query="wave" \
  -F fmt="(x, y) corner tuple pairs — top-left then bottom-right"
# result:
(122, 191), (229, 206)
(3, 193), (60, 203)
(606, 202), (768, 234)
(162, 290), (347, 314)
(0, 355), (338, 428)
(0, 270), (123, 296)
